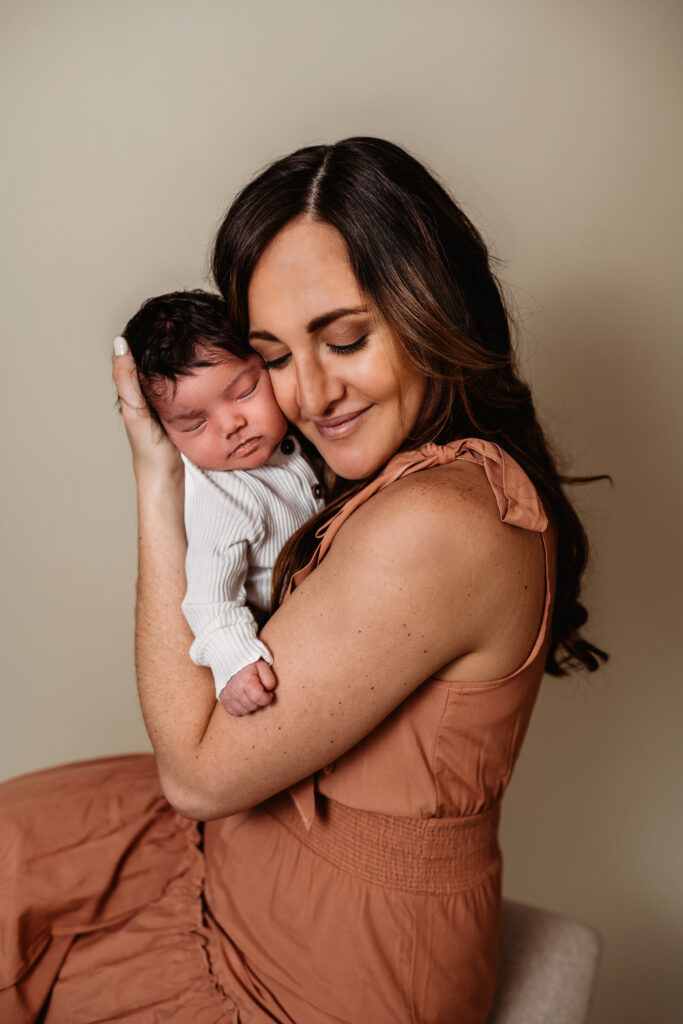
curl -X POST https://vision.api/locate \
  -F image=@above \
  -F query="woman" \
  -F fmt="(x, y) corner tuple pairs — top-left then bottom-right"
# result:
(0, 138), (605, 1023)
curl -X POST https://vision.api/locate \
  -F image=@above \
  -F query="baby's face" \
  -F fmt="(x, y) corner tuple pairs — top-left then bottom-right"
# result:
(153, 352), (288, 471)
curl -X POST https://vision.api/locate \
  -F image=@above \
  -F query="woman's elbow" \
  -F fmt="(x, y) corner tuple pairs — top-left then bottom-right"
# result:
(158, 771), (206, 820)
(157, 764), (245, 821)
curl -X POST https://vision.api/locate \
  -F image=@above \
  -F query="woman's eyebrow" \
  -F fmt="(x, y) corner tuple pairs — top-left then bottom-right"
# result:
(307, 306), (368, 333)
(248, 306), (368, 343)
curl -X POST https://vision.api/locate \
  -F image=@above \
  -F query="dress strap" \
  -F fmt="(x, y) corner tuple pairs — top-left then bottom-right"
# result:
(286, 438), (549, 828)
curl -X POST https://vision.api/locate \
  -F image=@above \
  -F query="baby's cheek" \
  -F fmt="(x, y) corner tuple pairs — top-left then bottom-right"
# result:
(269, 382), (296, 424)
(171, 435), (198, 462)
(267, 396), (289, 433)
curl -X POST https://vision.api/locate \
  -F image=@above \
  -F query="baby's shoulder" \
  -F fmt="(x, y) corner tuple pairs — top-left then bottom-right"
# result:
(184, 461), (265, 535)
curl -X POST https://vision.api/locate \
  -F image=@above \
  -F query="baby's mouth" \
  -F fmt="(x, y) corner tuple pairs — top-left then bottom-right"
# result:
(230, 436), (261, 458)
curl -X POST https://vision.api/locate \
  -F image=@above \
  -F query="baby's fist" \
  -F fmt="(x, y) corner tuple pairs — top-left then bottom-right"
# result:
(218, 659), (277, 716)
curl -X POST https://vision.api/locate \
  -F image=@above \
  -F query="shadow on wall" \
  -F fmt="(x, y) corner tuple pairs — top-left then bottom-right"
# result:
(504, 286), (682, 1024)
(526, 283), (680, 632)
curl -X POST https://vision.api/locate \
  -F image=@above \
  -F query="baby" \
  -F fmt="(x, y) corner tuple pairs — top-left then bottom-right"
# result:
(119, 289), (324, 714)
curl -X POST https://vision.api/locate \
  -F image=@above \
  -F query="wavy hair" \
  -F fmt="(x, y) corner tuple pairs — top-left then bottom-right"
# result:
(212, 137), (607, 675)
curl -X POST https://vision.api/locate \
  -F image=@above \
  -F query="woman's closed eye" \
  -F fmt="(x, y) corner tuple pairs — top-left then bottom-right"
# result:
(260, 352), (290, 371)
(260, 335), (368, 372)
(329, 334), (368, 356)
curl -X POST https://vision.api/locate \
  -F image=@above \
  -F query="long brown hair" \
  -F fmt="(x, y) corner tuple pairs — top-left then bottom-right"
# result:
(212, 137), (607, 675)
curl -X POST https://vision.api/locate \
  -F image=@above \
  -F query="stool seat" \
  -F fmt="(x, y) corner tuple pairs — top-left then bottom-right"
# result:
(487, 899), (602, 1024)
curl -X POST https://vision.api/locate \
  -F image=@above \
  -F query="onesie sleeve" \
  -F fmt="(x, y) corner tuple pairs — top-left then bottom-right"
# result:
(181, 459), (273, 698)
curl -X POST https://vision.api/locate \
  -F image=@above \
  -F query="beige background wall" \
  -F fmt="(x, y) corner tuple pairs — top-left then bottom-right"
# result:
(1, 2), (681, 1020)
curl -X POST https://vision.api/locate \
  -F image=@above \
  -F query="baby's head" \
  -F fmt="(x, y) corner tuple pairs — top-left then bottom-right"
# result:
(122, 290), (287, 472)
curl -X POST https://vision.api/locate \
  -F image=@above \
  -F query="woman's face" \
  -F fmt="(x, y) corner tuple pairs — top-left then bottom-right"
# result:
(247, 218), (425, 480)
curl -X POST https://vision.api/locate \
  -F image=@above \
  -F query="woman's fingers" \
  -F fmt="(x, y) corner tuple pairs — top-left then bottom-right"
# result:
(112, 337), (150, 416)
(112, 336), (181, 477)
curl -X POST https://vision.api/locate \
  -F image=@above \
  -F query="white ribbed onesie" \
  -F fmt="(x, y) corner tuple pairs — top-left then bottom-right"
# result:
(181, 435), (324, 696)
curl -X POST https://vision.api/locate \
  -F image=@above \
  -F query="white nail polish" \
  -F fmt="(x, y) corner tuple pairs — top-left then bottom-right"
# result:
(113, 336), (129, 356)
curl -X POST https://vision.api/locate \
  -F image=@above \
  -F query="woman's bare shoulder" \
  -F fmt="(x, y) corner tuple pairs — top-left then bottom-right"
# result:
(329, 459), (537, 573)
(319, 459), (546, 662)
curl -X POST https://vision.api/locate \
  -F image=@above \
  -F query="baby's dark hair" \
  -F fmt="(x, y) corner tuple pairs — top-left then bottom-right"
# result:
(122, 289), (248, 416)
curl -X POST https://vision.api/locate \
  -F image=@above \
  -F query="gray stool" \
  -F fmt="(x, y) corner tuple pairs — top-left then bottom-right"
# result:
(487, 900), (602, 1024)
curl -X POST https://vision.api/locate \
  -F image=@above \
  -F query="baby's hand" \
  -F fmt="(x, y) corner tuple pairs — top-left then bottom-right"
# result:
(218, 659), (277, 716)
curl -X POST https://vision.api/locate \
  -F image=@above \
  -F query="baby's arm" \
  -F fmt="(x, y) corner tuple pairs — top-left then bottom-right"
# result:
(181, 459), (277, 712)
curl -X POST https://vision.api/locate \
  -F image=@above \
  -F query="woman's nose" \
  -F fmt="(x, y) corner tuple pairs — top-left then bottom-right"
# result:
(295, 354), (344, 417)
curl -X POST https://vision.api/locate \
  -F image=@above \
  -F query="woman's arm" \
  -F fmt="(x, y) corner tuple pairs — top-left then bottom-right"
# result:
(114, 345), (544, 820)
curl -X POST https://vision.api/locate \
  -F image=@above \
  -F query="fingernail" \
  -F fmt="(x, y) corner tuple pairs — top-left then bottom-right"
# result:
(113, 336), (129, 356)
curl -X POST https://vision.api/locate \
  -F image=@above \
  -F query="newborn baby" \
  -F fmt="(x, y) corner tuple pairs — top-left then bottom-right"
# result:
(118, 289), (324, 714)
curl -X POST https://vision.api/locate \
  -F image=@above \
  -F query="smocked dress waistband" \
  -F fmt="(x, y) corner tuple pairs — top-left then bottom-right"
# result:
(264, 791), (501, 895)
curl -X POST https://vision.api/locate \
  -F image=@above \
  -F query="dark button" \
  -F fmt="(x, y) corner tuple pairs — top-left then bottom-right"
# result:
(312, 484), (324, 499)
(280, 438), (295, 455)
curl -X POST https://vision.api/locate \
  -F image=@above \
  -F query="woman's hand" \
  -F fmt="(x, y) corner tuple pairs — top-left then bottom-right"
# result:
(112, 336), (182, 484)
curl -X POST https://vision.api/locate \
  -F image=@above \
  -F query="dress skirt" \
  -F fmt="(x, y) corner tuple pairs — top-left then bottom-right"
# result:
(0, 754), (501, 1024)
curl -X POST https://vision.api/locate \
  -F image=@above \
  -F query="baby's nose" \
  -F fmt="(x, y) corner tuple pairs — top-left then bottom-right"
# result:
(219, 410), (247, 437)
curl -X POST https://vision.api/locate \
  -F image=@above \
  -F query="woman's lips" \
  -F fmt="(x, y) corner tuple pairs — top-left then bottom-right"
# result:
(313, 406), (373, 440)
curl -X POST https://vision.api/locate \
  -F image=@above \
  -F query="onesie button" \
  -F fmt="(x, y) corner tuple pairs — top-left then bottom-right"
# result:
(312, 484), (323, 499)
(280, 438), (295, 455)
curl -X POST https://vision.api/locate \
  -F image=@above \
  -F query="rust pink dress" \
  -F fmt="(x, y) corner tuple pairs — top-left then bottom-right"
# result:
(0, 439), (555, 1024)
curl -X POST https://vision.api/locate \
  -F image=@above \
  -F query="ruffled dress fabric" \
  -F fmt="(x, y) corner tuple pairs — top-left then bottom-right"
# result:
(0, 439), (554, 1024)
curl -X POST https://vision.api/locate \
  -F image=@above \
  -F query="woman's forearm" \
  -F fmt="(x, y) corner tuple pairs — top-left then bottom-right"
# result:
(112, 343), (220, 797)
(134, 468), (217, 802)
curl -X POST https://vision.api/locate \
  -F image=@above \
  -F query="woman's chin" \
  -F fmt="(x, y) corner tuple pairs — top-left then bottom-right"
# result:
(322, 445), (396, 481)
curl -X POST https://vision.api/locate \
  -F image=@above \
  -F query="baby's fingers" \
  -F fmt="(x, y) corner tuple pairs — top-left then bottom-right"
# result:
(218, 665), (274, 716)
(219, 687), (252, 716)
(242, 673), (274, 708)
(255, 660), (278, 692)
